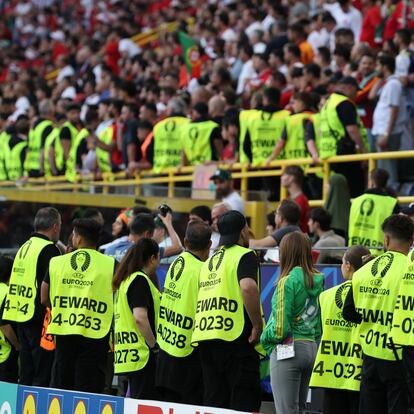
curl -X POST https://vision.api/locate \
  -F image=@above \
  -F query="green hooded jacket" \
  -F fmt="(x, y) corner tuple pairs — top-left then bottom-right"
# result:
(261, 266), (324, 355)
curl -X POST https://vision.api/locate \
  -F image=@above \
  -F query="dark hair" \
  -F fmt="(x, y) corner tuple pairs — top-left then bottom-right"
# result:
(264, 87), (280, 106)
(289, 23), (306, 39)
(334, 45), (351, 61)
(344, 245), (371, 271)
(279, 232), (318, 288)
(266, 212), (276, 228)
(34, 207), (61, 231)
(278, 199), (301, 225)
(304, 63), (321, 79)
(271, 70), (287, 86)
(129, 213), (155, 236)
(85, 109), (99, 126)
(185, 221), (212, 251)
(310, 207), (332, 231)
(240, 43), (254, 58)
(378, 54), (396, 73)
(291, 66), (304, 78)
(132, 206), (152, 216)
(285, 43), (301, 58)
(371, 168), (389, 189)
(218, 10), (229, 26)
(396, 28), (411, 46)
(83, 208), (103, 222)
(112, 238), (159, 291)
(317, 46), (331, 64)
(382, 214), (414, 243)
(0, 255), (13, 284)
(283, 165), (304, 187)
(190, 205), (212, 224)
(73, 218), (102, 245)
(335, 28), (354, 41)
(321, 11), (336, 25)
(143, 102), (157, 113)
(292, 92), (314, 111)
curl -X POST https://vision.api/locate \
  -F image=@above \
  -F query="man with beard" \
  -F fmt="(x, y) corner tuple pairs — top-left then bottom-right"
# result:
(210, 169), (244, 214)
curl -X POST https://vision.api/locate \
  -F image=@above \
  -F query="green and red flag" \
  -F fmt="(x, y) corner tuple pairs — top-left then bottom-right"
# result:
(178, 31), (201, 80)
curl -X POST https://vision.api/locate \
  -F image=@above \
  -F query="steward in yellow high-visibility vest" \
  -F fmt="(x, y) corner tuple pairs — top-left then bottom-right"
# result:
(41, 218), (115, 393)
(112, 238), (161, 400)
(191, 211), (263, 412)
(265, 92), (319, 167)
(0, 131), (11, 181)
(0, 256), (18, 383)
(58, 104), (81, 174)
(3, 207), (61, 386)
(153, 116), (189, 173)
(181, 103), (222, 166)
(310, 245), (371, 414)
(43, 126), (61, 177)
(24, 115), (54, 177)
(65, 109), (100, 182)
(318, 77), (368, 197)
(239, 109), (259, 164)
(156, 221), (212, 405)
(348, 192), (397, 252)
(343, 214), (414, 413)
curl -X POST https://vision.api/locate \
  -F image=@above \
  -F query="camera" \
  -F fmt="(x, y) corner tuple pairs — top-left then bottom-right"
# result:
(158, 204), (172, 217)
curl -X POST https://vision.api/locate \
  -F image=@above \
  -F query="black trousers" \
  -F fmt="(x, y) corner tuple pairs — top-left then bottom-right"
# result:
(402, 347), (414, 410)
(199, 340), (261, 412)
(53, 334), (108, 393)
(128, 351), (158, 400)
(359, 354), (408, 414)
(0, 347), (18, 383)
(323, 388), (359, 414)
(17, 323), (54, 386)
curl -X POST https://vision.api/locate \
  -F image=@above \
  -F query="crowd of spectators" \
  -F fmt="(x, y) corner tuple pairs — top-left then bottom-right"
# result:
(1, 0), (414, 195)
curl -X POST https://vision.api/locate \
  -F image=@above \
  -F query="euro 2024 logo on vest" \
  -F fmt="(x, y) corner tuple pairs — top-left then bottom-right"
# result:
(207, 249), (225, 280)
(335, 283), (352, 319)
(370, 252), (394, 287)
(169, 256), (185, 290)
(360, 198), (375, 217)
(70, 250), (91, 280)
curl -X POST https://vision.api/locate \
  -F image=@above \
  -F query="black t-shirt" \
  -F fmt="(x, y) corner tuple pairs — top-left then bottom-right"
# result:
(127, 274), (156, 334)
(336, 100), (357, 126)
(59, 126), (72, 141)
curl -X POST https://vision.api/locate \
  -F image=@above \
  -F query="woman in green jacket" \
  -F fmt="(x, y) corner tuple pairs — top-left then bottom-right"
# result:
(261, 231), (324, 414)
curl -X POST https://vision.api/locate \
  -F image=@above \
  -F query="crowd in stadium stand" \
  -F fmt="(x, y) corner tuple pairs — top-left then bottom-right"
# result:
(1, 0), (414, 198)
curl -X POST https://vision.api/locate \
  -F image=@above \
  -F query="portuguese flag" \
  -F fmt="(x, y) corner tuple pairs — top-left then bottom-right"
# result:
(178, 31), (201, 79)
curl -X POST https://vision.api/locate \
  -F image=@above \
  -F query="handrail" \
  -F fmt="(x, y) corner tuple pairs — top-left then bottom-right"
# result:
(2, 150), (414, 208)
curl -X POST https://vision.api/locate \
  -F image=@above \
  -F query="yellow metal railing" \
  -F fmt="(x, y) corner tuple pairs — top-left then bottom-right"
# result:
(4, 150), (414, 206)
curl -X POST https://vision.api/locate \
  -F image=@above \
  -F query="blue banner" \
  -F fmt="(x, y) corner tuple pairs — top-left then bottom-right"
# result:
(0, 381), (17, 414)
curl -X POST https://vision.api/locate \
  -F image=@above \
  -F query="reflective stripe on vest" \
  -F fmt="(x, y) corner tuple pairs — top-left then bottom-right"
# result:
(247, 110), (290, 166)
(153, 116), (190, 173)
(0, 132), (11, 181)
(3, 237), (53, 322)
(24, 120), (53, 172)
(390, 250), (414, 346)
(65, 128), (89, 182)
(47, 249), (114, 339)
(6, 141), (27, 181)
(192, 245), (252, 343)
(283, 112), (314, 160)
(44, 128), (60, 177)
(0, 282), (11, 363)
(96, 125), (113, 173)
(114, 271), (160, 374)
(319, 93), (367, 159)
(310, 282), (362, 391)
(181, 121), (218, 165)
(158, 252), (202, 357)
(239, 109), (259, 164)
(352, 251), (406, 360)
(348, 193), (397, 250)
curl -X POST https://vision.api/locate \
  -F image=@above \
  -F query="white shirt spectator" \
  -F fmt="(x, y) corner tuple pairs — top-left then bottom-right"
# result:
(323, 3), (362, 40)
(262, 14), (276, 32)
(253, 42), (267, 54)
(221, 28), (237, 42)
(307, 28), (330, 52)
(223, 191), (245, 214)
(372, 75), (407, 135)
(57, 65), (75, 82)
(236, 59), (256, 94)
(395, 50), (411, 78)
(245, 21), (264, 40)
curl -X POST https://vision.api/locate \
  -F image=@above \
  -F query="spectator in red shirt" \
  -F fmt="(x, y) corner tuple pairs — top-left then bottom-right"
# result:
(104, 30), (121, 75)
(281, 166), (309, 233)
(359, 0), (382, 48)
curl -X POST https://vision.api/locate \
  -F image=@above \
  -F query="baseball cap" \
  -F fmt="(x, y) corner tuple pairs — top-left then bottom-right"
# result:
(402, 202), (414, 216)
(210, 169), (232, 181)
(338, 76), (360, 90)
(218, 210), (246, 246)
